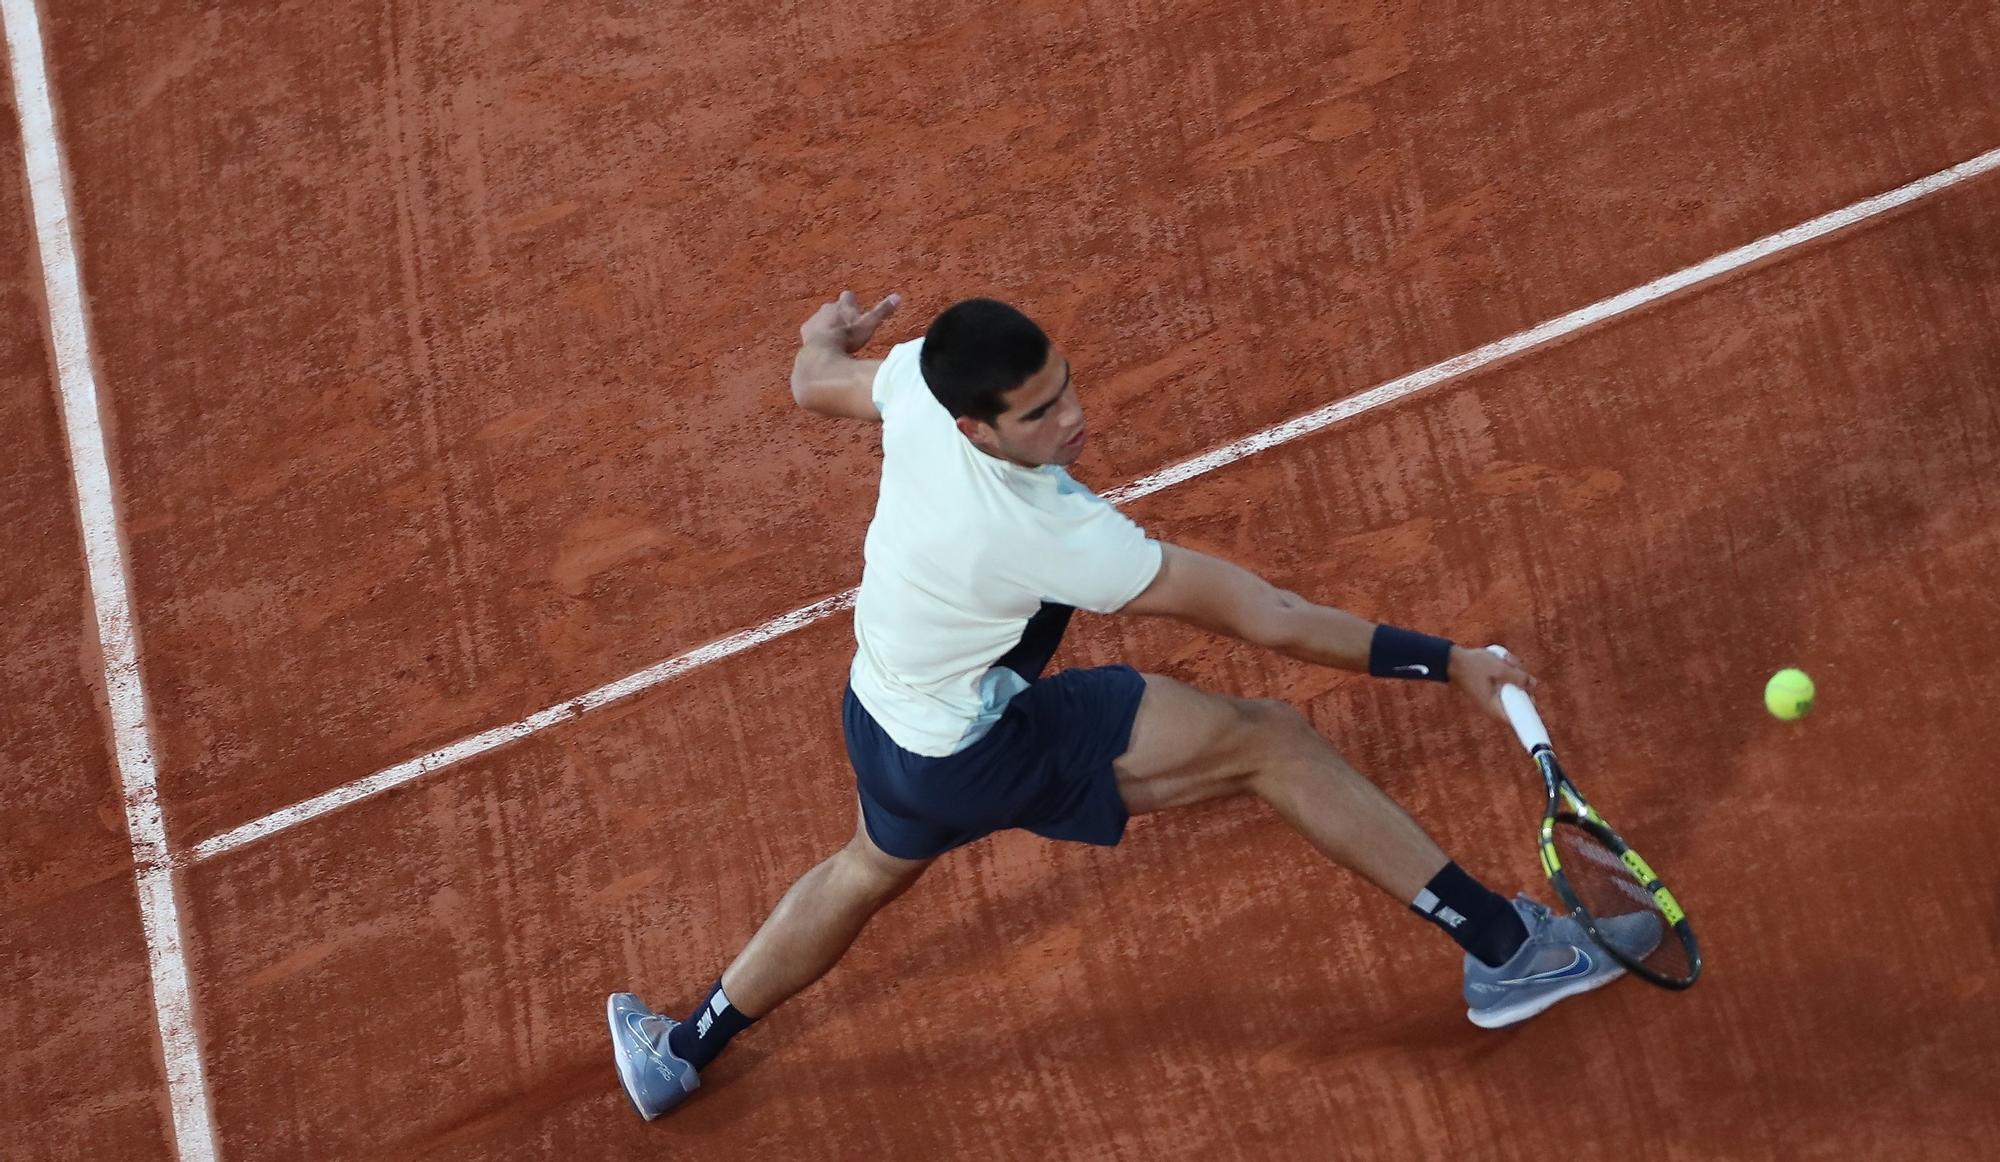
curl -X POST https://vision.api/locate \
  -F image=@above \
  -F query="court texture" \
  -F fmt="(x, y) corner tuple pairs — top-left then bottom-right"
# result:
(3, 1), (1997, 1158)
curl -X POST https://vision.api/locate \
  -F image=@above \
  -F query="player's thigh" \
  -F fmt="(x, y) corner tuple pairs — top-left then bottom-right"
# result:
(1112, 672), (1304, 815)
(838, 803), (933, 901)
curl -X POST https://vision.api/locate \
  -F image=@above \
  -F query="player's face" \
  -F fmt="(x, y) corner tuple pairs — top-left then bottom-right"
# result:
(958, 347), (1088, 468)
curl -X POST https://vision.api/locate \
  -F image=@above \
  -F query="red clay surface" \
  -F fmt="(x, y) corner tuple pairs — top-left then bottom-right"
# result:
(35, 0), (2000, 845)
(187, 185), (2000, 1159)
(7, 0), (1999, 1158)
(0, 67), (174, 1162)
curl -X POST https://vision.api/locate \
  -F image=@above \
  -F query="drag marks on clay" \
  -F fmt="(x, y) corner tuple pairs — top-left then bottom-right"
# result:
(187, 145), (2000, 870)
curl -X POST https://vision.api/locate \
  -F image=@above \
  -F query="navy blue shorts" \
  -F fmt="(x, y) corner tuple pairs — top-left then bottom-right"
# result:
(843, 604), (1148, 861)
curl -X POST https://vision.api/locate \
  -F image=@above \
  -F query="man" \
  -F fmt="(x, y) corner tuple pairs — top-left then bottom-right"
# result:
(609, 292), (1655, 1121)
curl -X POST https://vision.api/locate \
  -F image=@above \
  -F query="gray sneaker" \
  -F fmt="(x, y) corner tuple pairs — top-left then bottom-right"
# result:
(607, 992), (699, 1120)
(1462, 896), (1663, 1029)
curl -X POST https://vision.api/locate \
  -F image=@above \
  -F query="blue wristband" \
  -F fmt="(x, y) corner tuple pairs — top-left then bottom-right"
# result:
(1368, 624), (1453, 681)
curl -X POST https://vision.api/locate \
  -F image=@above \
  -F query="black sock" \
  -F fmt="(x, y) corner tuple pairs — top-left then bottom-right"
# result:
(1410, 861), (1528, 968)
(665, 979), (756, 1071)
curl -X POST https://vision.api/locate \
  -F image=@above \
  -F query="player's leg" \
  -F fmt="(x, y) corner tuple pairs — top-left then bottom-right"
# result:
(1109, 672), (1634, 1028)
(609, 811), (929, 1120)
(1111, 672), (1450, 902)
(1110, 673), (1535, 969)
(719, 809), (931, 1017)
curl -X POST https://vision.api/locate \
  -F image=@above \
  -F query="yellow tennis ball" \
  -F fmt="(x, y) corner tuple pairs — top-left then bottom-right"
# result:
(1765, 668), (1815, 720)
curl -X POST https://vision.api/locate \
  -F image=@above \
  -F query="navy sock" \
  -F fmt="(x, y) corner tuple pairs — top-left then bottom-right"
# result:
(665, 979), (756, 1071)
(1410, 861), (1528, 968)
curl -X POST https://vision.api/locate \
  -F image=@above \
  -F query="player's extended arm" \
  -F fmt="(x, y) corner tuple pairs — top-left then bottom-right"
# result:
(1121, 542), (1533, 717)
(790, 290), (902, 421)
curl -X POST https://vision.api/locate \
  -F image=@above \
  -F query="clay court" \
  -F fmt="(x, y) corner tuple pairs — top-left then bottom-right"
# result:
(6, 1), (1999, 1158)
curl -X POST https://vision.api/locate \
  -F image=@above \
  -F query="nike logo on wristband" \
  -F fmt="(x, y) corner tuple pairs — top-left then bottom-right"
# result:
(1393, 664), (1431, 676)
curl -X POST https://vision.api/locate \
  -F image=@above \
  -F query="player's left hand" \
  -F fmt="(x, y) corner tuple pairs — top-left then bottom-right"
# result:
(800, 290), (902, 354)
(1449, 645), (1536, 724)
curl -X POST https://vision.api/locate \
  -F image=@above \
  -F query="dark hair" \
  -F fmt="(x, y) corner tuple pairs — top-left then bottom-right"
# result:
(919, 298), (1051, 423)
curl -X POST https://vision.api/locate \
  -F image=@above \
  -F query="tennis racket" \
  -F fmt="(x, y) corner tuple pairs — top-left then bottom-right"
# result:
(1486, 646), (1702, 989)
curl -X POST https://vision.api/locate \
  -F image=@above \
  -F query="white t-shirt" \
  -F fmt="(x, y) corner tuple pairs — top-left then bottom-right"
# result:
(849, 339), (1163, 756)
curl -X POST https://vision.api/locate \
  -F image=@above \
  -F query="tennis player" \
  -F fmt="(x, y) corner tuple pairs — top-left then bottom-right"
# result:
(609, 293), (1655, 1120)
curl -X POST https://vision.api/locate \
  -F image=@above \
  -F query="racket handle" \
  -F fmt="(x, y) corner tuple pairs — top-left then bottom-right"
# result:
(1484, 644), (1552, 754)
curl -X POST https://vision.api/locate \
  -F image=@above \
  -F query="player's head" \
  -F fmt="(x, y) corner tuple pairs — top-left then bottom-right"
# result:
(921, 298), (1088, 468)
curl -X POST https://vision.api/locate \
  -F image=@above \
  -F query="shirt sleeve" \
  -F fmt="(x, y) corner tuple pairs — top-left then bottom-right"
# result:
(1019, 490), (1164, 614)
(870, 339), (928, 419)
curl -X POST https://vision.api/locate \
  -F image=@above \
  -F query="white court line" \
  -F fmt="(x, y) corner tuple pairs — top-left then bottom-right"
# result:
(1103, 147), (2000, 507)
(191, 142), (2000, 865)
(3, 2), (219, 1160)
(191, 590), (857, 860)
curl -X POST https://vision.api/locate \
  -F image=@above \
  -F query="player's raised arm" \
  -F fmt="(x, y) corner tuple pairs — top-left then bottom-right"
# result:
(790, 290), (902, 421)
(1119, 541), (1534, 719)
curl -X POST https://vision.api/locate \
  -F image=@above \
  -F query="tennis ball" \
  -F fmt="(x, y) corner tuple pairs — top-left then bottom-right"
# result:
(1764, 668), (1815, 721)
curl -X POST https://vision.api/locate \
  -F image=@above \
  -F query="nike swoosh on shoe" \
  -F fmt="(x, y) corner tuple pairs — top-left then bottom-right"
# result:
(624, 1014), (666, 1057)
(1501, 947), (1594, 985)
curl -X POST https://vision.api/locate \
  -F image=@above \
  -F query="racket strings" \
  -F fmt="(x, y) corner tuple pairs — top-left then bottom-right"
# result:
(1552, 821), (1692, 982)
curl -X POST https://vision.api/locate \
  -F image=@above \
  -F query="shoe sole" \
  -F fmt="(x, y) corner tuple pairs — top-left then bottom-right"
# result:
(607, 993), (664, 1122)
(1465, 964), (1627, 1029)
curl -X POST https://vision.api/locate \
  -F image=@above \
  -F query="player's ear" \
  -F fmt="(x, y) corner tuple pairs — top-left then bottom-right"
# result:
(954, 415), (989, 444)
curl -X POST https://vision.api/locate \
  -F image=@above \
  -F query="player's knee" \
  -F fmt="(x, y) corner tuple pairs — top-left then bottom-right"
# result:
(836, 834), (927, 904)
(1241, 697), (1317, 745)
(1239, 696), (1301, 726)
(1237, 697), (1337, 771)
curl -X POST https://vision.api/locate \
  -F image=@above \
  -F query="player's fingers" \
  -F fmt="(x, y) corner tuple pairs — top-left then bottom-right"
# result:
(865, 291), (903, 321)
(1483, 646), (1534, 691)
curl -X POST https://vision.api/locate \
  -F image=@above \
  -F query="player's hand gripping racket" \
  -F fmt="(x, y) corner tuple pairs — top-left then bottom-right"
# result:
(1485, 646), (1702, 989)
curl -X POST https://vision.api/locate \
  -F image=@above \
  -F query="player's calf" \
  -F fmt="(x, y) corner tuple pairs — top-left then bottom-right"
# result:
(607, 821), (930, 1121)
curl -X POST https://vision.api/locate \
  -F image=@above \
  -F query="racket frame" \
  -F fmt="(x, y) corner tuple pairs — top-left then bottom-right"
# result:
(1486, 646), (1702, 990)
(1532, 747), (1702, 989)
